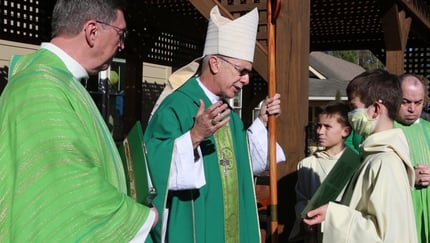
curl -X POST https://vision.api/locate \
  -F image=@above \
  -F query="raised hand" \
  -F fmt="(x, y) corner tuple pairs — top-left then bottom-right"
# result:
(190, 99), (231, 148)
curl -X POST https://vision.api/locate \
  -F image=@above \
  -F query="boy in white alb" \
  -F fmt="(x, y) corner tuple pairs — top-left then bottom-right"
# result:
(290, 102), (352, 242)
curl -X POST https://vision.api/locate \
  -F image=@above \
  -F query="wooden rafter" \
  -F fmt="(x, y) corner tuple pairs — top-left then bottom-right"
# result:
(399, 0), (430, 29)
(383, 4), (412, 74)
(383, 4), (411, 51)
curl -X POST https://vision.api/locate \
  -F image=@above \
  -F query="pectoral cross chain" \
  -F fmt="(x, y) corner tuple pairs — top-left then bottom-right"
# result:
(220, 152), (230, 177)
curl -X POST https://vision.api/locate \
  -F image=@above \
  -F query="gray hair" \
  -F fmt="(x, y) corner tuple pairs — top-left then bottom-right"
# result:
(51, 0), (126, 37)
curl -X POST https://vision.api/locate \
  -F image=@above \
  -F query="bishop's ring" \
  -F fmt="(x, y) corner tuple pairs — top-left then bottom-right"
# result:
(211, 119), (218, 126)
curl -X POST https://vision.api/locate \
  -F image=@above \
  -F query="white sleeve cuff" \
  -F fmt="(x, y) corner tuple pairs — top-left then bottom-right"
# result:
(248, 118), (286, 174)
(168, 131), (206, 190)
(129, 209), (156, 242)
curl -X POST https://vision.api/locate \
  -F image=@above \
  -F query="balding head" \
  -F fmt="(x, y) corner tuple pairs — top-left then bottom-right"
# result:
(397, 74), (427, 125)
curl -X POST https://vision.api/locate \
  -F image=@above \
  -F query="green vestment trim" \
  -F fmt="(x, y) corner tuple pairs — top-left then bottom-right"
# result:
(301, 147), (361, 217)
(395, 119), (430, 243)
(214, 123), (240, 243)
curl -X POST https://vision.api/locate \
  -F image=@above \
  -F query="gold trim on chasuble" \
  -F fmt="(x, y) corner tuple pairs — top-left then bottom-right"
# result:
(213, 123), (240, 243)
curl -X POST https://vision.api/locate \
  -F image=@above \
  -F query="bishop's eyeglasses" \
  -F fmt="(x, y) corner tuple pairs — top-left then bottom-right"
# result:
(96, 20), (128, 42)
(217, 56), (252, 77)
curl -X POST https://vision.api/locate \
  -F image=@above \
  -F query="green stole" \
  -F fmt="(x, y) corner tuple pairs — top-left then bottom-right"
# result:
(214, 123), (240, 243)
(301, 147), (361, 217)
(395, 119), (430, 243)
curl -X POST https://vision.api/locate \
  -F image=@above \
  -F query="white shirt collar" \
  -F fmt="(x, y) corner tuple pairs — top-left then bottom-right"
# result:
(41, 42), (89, 80)
(196, 77), (220, 104)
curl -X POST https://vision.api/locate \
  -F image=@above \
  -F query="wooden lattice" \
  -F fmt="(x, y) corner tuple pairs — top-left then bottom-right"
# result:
(0, 0), (51, 44)
(311, 0), (384, 51)
(126, 1), (206, 69)
(405, 46), (430, 79)
(251, 72), (267, 97)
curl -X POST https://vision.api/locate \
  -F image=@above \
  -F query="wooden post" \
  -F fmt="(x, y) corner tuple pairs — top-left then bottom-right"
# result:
(275, 0), (310, 239)
(382, 4), (411, 75)
(268, 1), (281, 242)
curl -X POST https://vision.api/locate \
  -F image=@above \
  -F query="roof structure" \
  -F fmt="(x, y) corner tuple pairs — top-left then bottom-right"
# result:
(308, 51), (366, 100)
(309, 78), (348, 100)
(127, 0), (430, 78)
(309, 51), (366, 80)
(308, 54), (363, 101)
(1, 0), (429, 77)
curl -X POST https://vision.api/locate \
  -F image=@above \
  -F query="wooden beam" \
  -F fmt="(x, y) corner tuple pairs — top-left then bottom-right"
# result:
(275, 0), (310, 239)
(386, 50), (406, 75)
(383, 4), (411, 50)
(276, 0), (310, 175)
(399, 0), (430, 30)
(382, 4), (411, 74)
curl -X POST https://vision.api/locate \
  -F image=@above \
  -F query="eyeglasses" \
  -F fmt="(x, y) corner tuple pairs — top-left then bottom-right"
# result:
(96, 20), (128, 42)
(217, 56), (252, 77)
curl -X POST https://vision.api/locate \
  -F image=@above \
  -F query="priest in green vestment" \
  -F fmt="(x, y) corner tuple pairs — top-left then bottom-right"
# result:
(144, 6), (285, 243)
(0, 1), (156, 242)
(395, 74), (430, 243)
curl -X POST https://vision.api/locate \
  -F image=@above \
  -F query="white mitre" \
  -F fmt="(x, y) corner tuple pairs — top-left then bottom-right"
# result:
(203, 6), (258, 62)
(150, 6), (259, 119)
(170, 6), (258, 89)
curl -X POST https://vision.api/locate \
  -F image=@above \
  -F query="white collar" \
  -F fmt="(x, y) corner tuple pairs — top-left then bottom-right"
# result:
(196, 77), (220, 104)
(41, 42), (89, 81)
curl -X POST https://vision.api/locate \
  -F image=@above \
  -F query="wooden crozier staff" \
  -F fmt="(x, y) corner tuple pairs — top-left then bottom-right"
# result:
(267, 0), (282, 243)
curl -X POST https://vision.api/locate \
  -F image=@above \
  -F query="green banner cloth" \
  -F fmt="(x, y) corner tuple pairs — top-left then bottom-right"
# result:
(301, 147), (361, 218)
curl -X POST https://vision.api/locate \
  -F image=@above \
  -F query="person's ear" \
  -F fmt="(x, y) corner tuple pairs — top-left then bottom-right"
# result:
(371, 102), (382, 118)
(208, 56), (220, 74)
(83, 20), (97, 48)
(342, 126), (351, 139)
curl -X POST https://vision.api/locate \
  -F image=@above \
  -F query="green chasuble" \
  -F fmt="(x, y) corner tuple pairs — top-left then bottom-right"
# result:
(395, 119), (430, 243)
(144, 77), (260, 243)
(0, 49), (151, 242)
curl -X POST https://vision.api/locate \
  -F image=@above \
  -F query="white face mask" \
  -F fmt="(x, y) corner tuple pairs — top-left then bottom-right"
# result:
(348, 107), (378, 138)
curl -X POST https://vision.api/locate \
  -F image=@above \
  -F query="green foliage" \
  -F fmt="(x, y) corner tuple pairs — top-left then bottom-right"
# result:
(330, 50), (384, 71)
(332, 50), (358, 64)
